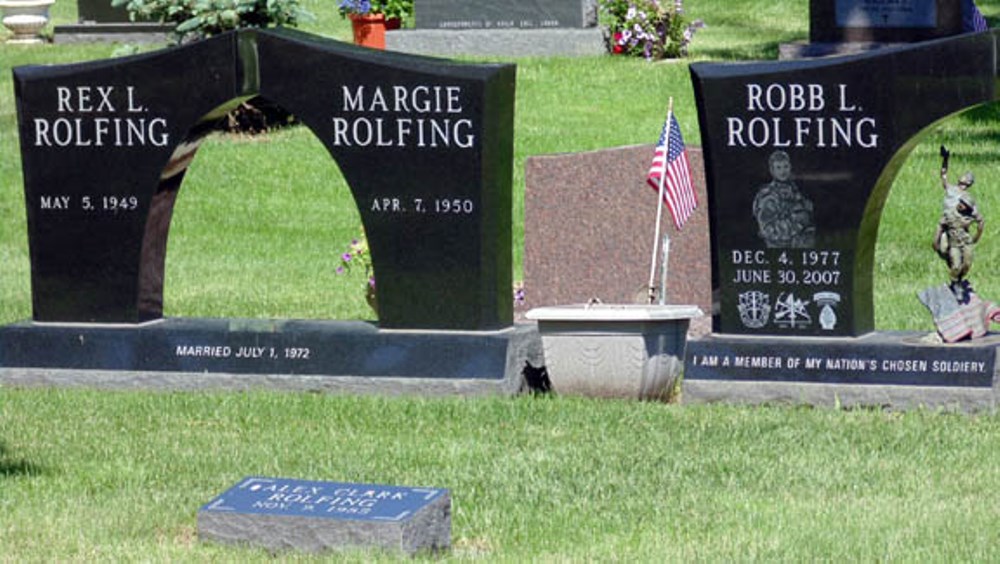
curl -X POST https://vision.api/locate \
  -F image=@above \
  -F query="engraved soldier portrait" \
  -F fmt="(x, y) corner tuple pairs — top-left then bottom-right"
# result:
(752, 150), (816, 248)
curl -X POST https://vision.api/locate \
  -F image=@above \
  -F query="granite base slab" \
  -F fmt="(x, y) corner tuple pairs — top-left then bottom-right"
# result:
(683, 332), (999, 411)
(0, 318), (542, 396)
(386, 28), (605, 58)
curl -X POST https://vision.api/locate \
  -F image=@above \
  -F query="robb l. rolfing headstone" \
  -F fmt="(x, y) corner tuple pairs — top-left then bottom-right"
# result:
(685, 31), (1000, 410)
(1, 28), (541, 394)
(198, 477), (450, 555)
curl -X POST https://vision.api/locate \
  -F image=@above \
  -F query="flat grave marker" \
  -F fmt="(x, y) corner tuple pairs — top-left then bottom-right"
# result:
(198, 477), (450, 555)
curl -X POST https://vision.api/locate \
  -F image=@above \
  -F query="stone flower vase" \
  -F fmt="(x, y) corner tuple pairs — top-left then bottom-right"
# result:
(0, 0), (54, 43)
(526, 304), (703, 400)
(350, 13), (386, 50)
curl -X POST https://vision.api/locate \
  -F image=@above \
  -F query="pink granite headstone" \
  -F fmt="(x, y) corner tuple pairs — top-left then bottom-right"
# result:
(523, 144), (711, 334)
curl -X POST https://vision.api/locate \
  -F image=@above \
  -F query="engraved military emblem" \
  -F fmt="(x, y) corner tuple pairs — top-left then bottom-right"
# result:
(738, 291), (771, 328)
(774, 292), (812, 328)
(813, 291), (841, 330)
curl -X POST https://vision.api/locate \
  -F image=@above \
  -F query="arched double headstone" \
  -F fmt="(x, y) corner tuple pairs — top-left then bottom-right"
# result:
(2, 29), (537, 394)
(14, 28), (515, 330)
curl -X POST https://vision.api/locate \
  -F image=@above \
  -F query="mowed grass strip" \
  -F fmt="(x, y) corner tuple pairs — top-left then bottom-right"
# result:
(4, 390), (1000, 560)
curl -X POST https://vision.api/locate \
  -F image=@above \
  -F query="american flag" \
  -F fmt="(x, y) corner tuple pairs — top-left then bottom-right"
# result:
(647, 113), (697, 229)
(964, 0), (989, 32)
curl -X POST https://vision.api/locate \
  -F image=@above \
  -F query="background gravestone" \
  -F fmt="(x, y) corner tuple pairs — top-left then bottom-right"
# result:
(783, 0), (968, 58)
(811, 0), (963, 43)
(54, 0), (172, 43)
(387, 0), (603, 57)
(416, 0), (595, 29)
(522, 144), (711, 336)
(77, 0), (130, 23)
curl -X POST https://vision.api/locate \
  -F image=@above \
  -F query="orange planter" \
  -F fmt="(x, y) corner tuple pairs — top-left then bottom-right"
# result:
(350, 13), (386, 50)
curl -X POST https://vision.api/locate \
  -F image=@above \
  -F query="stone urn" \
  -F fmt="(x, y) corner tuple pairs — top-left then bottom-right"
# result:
(0, 0), (54, 43)
(526, 304), (703, 400)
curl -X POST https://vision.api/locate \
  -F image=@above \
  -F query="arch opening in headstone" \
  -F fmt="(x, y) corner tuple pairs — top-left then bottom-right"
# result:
(159, 117), (376, 322)
(871, 102), (1000, 330)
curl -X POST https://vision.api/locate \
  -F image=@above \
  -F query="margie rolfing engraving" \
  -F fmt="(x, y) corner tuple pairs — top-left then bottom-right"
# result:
(752, 150), (815, 248)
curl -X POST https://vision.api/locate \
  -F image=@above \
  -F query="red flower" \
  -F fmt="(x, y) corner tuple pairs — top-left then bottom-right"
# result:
(612, 32), (624, 54)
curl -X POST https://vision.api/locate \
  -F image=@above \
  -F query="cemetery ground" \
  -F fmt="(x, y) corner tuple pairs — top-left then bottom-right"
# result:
(3, 0), (1000, 559)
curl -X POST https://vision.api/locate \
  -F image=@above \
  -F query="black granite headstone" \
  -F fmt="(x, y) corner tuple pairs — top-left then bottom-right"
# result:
(810, 0), (964, 43)
(415, 0), (594, 30)
(55, 0), (172, 44)
(4, 29), (537, 394)
(14, 28), (515, 331)
(691, 32), (996, 338)
(685, 31), (1000, 410)
(77, 0), (130, 23)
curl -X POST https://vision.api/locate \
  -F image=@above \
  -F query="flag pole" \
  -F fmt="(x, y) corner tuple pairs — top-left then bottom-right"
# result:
(647, 97), (674, 305)
(659, 233), (670, 305)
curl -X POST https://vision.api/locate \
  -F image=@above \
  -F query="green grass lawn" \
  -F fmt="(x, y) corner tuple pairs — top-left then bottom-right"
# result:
(4, 1), (1000, 560)
(5, 390), (1000, 561)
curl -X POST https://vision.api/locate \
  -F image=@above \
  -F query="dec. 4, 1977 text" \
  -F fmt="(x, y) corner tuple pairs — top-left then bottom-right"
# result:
(730, 249), (842, 286)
